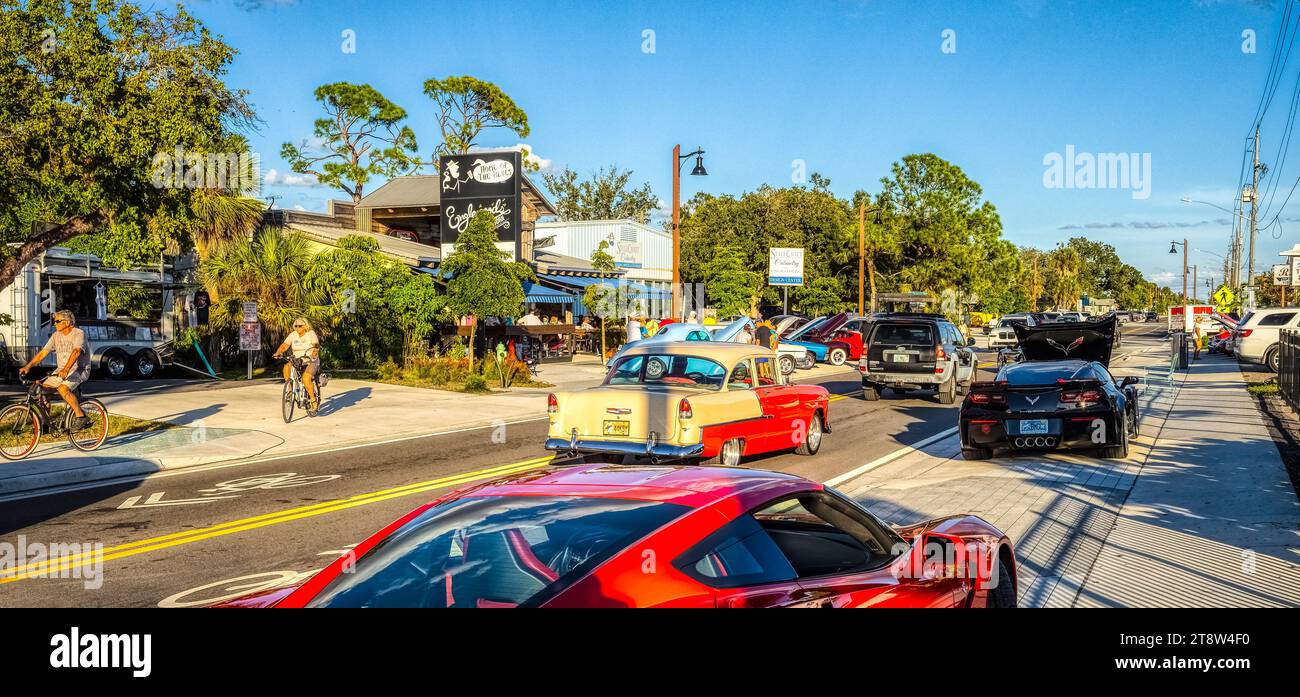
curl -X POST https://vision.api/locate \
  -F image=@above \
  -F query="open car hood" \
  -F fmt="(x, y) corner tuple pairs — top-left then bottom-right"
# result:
(711, 317), (755, 343)
(1013, 313), (1117, 365)
(805, 312), (851, 339)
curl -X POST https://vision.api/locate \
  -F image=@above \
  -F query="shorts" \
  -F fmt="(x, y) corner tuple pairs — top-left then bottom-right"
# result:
(43, 372), (87, 391)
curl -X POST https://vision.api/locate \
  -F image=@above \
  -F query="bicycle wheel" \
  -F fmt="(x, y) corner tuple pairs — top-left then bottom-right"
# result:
(281, 379), (295, 423)
(67, 399), (109, 452)
(0, 404), (41, 460)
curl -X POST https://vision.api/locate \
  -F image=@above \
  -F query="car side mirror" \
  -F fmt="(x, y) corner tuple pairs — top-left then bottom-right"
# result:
(1119, 376), (1139, 388)
(966, 337), (976, 347)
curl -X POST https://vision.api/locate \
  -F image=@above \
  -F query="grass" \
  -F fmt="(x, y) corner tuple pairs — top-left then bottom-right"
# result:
(32, 406), (177, 444)
(1247, 381), (1279, 396)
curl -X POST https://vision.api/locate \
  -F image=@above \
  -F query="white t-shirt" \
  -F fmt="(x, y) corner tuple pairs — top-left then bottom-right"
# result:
(288, 330), (319, 359)
(518, 314), (542, 326)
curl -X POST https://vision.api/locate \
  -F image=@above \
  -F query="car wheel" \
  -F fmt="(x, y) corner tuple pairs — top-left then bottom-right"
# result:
(862, 384), (881, 401)
(828, 348), (847, 366)
(986, 553), (1017, 608)
(797, 352), (815, 370)
(937, 376), (957, 404)
(704, 439), (744, 467)
(132, 350), (160, 379)
(1100, 412), (1129, 459)
(101, 349), (129, 380)
(962, 446), (992, 461)
(778, 354), (795, 376)
(1266, 346), (1280, 373)
(795, 412), (823, 455)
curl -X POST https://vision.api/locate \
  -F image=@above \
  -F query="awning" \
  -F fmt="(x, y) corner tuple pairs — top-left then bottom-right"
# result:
(523, 281), (576, 304)
(539, 274), (669, 298)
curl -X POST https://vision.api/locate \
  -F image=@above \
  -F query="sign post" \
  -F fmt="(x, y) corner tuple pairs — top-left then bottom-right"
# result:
(768, 248), (805, 314)
(240, 301), (259, 380)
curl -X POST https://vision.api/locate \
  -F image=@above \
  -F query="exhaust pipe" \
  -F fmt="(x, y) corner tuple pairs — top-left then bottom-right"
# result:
(1045, 437), (1057, 447)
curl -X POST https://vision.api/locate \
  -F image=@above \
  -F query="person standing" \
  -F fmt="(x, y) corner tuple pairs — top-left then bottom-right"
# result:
(1192, 319), (1203, 360)
(625, 315), (642, 343)
(754, 319), (774, 349)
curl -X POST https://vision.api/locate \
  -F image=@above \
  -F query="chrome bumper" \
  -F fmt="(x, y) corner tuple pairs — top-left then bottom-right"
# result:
(544, 437), (704, 460)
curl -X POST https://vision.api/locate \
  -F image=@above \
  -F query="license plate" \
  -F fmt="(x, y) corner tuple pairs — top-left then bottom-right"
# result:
(1018, 419), (1049, 435)
(603, 420), (630, 436)
(891, 354), (911, 363)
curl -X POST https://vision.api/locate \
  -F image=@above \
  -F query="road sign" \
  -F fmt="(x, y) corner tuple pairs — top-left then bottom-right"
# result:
(768, 248), (804, 286)
(242, 301), (258, 323)
(239, 322), (261, 351)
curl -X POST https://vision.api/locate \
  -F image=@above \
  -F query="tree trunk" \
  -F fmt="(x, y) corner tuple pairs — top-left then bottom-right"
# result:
(867, 256), (878, 313)
(0, 212), (105, 290)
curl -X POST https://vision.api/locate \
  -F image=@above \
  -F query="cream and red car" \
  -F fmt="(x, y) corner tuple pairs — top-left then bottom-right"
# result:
(546, 342), (830, 466)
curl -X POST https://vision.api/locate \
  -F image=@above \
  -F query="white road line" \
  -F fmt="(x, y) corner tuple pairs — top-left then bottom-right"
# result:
(0, 416), (550, 504)
(822, 426), (959, 488)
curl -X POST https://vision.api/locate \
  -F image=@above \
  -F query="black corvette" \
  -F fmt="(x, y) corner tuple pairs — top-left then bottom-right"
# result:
(959, 314), (1139, 460)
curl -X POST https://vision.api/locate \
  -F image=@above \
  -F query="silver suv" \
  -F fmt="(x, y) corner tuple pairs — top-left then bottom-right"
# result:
(1234, 308), (1300, 372)
(989, 314), (1034, 349)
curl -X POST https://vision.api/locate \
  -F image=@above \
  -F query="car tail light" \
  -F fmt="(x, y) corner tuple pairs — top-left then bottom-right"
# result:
(1238, 329), (1253, 338)
(679, 398), (693, 420)
(969, 393), (1006, 405)
(1060, 389), (1102, 404)
(936, 345), (946, 360)
(547, 394), (558, 414)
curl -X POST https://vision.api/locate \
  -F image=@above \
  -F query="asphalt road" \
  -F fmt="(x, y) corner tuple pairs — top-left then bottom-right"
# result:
(0, 323), (1161, 608)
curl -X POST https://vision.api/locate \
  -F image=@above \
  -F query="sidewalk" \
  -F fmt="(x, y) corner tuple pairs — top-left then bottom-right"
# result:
(1074, 353), (1300, 607)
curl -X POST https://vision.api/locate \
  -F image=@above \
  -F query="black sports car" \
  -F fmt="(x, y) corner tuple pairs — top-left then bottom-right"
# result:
(959, 314), (1139, 460)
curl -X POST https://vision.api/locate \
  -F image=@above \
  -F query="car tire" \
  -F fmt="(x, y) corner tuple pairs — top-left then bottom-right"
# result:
(1266, 346), (1280, 373)
(828, 347), (847, 366)
(704, 439), (744, 467)
(131, 350), (160, 379)
(937, 376), (957, 405)
(101, 349), (130, 380)
(778, 354), (796, 376)
(795, 413), (823, 456)
(1100, 412), (1129, 459)
(797, 352), (815, 370)
(962, 446), (992, 461)
(986, 553), (1017, 608)
(862, 384), (881, 401)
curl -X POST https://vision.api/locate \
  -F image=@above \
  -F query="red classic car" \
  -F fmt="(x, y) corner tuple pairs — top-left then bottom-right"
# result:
(215, 464), (1019, 608)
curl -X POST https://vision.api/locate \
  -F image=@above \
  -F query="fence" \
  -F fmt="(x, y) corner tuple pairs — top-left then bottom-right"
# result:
(1278, 330), (1300, 411)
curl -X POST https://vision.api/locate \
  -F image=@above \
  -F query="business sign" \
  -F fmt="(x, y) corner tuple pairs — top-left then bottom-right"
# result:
(1273, 263), (1291, 286)
(239, 322), (261, 351)
(242, 301), (258, 323)
(1290, 256), (1300, 288)
(439, 151), (523, 260)
(768, 247), (805, 286)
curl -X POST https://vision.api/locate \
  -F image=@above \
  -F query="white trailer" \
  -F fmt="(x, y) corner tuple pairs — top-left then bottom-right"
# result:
(0, 247), (192, 380)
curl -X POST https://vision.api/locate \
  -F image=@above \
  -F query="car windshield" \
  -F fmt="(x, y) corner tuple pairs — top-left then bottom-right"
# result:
(306, 495), (689, 608)
(873, 323), (933, 344)
(605, 354), (728, 390)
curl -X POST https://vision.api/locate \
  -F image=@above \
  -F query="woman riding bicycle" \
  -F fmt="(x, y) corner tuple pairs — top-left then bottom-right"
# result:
(272, 318), (321, 414)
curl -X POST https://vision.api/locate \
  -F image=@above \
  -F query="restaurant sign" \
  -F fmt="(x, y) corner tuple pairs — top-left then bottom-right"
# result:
(440, 151), (523, 259)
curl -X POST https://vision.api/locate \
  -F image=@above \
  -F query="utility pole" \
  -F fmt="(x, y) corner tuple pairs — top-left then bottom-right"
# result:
(1249, 127), (1260, 288)
(671, 144), (681, 319)
(1192, 264), (1197, 303)
(858, 202), (865, 315)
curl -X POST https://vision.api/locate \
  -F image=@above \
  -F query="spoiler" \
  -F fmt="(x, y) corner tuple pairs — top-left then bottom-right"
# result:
(1013, 313), (1118, 366)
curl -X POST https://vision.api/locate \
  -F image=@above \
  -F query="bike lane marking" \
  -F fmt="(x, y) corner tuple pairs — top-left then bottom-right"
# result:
(0, 455), (553, 584)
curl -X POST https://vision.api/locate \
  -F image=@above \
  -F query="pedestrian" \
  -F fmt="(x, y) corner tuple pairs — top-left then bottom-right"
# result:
(755, 319), (774, 349)
(1193, 320), (1203, 360)
(625, 315), (642, 344)
(686, 310), (699, 324)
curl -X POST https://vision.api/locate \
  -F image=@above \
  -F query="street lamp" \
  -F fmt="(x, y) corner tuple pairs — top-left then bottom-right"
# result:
(1169, 239), (1188, 303)
(672, 145), (706, 319)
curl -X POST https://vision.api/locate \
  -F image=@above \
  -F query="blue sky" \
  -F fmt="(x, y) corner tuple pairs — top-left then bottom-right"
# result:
(189, 0), (1295, 290)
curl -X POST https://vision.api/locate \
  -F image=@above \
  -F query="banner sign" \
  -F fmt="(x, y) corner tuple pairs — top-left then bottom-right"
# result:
(768, 248), (805, 286)
(239, 322), (261, 351)
(440, 151), (523, 259)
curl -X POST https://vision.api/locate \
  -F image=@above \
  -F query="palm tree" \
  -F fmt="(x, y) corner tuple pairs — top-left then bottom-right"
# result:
(189, 190), (265, 259)
(201, 228), (324, 339)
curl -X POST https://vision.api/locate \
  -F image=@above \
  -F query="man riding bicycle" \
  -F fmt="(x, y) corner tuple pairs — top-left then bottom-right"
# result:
(272, 317), (321, 414)
(17, 310), (92, 431)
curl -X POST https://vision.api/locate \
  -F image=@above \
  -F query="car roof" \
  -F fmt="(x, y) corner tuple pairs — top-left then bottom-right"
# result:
(618, 340), (773, 361)
(467, 463), (817, 508)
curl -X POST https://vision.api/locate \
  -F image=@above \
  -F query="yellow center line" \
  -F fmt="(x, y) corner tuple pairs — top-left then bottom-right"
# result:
(0, 456), (554, 584)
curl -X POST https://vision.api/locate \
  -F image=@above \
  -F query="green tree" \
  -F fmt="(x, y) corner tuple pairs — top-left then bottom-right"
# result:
(541, 166), (658, 223)
(423, 76), (530, 159)
(704, 247), (761, 318)
(201, 228), (323, 339)
(280, 82), (419, 204)
(1045, 245), (1083, 310)
(390, 274), (447, 362)
(583, 239), (617, 358)
(793, 277), (846, 316)
(0, 0), (256, 289)
(441, 210), (535, 368)
(305, 235), (424, 365)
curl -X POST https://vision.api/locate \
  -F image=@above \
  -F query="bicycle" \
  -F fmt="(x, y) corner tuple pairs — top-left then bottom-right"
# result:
(279, 356), (321, 423)
(0, 376), (109, 460)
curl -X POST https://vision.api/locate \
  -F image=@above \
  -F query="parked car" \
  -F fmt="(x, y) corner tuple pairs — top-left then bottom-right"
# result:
(859, 313), (977, 403)
(546, 342), (829, 466)
(959, 313), (1138, 460)
(1233, 308), (1300, 372)
(604, 321), (714, 367)
(989, 314), (1035, 350)
(781, 312), (858, 366)
(215, 463), (1018, 608)
(1145, 312), (1157, 322)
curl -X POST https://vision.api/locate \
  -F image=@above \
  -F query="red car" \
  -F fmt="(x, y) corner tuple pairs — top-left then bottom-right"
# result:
(217, 464), (1018, 608)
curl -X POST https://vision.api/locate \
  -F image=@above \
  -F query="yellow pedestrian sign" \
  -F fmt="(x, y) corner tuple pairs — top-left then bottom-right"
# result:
(1213, 285), (1235, 312)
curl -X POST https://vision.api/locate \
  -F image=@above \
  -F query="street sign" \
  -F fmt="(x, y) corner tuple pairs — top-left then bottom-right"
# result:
(768, 248), (804, 286)
(1212, 285), (1235, 312)
(242, 301), (258, 323)
(239, 322), (261, 351)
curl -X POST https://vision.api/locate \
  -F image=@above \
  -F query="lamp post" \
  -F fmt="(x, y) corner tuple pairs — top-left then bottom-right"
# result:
(1169, 239), (1188, 303)
(857, 203), (884, 314)
(672, 145), (707, 320)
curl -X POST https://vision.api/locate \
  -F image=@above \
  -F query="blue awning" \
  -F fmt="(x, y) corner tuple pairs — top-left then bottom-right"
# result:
(539, 274), (669, 299)
(523, 281), (576, 304)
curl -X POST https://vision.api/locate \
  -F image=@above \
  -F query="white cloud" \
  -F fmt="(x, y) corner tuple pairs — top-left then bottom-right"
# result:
(1148, 271), (1177, 285)
(264, 168), (322, 187)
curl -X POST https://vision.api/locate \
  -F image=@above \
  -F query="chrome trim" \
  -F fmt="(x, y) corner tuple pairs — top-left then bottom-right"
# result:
(545, 438), (704, 459)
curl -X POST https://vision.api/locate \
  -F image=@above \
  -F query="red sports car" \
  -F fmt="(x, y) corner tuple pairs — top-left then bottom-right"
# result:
(216, 464), (1018, 608)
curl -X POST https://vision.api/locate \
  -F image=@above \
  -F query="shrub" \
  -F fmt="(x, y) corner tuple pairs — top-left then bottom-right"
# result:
(463, 373), (489, 393)
(376, 358), (402, 382)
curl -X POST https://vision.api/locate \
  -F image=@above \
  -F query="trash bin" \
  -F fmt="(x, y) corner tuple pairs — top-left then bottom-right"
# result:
(1170, 331), (1189, 370)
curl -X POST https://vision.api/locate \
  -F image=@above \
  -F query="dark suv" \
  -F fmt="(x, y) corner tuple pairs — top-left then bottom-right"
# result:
(858, 314), (977, 403)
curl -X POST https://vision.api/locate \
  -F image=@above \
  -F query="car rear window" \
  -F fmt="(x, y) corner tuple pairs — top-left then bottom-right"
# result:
(997, 361), (1089, 384)
(307, 496), (690, 608)
(1258, 312), (1296, 327)
(872, 323), (934, 344)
